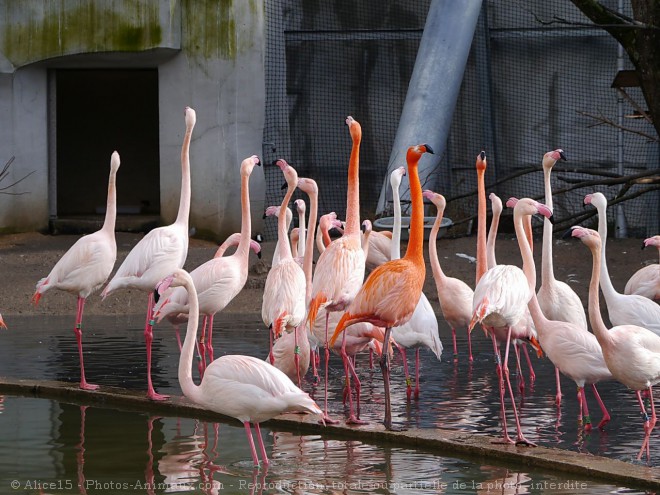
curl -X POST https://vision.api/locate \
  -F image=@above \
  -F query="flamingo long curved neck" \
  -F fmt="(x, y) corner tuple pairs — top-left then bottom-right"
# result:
(594, 199), (617, 299)
(586, 237), (614, 349)
(178, 275), (202, 402)
(234, 163), (253, 260)
(175, 112), (194, 227)
(102, 154), (118, 235)
(486, 202), (500, 270)
(297, 203), (306, 258)
(541, 164), (556, 283)
(277, 166), (297, 261)
(404, 148), (424, 266)
(302, 180), (318, 302)
(344, 119), (361, 237)
(476, 153), (488, 284)
(429, 200), (447, 286)
(391, 175), (402, 260)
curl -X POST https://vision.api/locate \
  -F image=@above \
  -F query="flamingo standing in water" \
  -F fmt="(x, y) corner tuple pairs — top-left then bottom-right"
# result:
(159, 269), (322, 469)
(330, 143), (434, 430)
(469, 186), (548, 447)
(262, 160), (307, 385)
(624, 235), (659, 301)
(307, 116), (366, 423)
(33, 151), (121, 390)
(388, 167), (442, 400)
(573, 226), (660, 461)
(424, 189), (472, 364)
(153, 156), (261, 373)
(508, 198), (612, 431)
(102, 107), (195, 400)
(585, 193), (660, 335)
(536, 149), (588, 406)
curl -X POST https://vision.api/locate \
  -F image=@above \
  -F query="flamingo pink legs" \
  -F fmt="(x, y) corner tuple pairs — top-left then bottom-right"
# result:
(144, 293), (169, 401)
(74, 297), (98, 391)
(243, 422), (270, 468)
(636, 387), (656, 461)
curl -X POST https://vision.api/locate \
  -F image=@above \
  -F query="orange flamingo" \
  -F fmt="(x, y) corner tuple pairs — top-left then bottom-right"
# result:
(307, 116), (366, 423)
(330, 143), (434, 429)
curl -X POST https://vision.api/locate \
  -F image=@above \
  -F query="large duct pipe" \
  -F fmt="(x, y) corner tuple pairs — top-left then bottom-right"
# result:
(376, 0), (482, 215)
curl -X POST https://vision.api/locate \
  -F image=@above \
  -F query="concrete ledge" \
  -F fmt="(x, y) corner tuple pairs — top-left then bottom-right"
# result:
(2, 376), (660, 491)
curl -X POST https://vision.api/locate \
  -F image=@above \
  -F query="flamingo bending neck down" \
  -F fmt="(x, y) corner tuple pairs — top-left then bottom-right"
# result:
(160, 269), (322, 468)
(307, 116), (366, 424)
(573, 226), (660, 461)
(330, 143), (434, 430)
(424, 190), (472, 364)
(153, 155), (261, 376)
(102, 107), (196, 401)
(624, 235), (660, 301)
(585, 193), (660, 335)
(469, 187), (551, 446)
(508, 198), (612, 432)
(33, 151), (121, 390)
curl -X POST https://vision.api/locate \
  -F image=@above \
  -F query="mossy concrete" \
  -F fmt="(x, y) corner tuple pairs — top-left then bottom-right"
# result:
(1, 376), (659, 491)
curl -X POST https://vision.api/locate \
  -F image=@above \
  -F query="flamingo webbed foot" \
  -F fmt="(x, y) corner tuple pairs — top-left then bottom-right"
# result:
(346, 416), (368, 425)
(147, 391), (170, 401)
(80, 382), (99, 391)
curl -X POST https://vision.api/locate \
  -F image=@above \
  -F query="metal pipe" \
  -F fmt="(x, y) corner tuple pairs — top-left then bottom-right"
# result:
(615, 0), (628, 238)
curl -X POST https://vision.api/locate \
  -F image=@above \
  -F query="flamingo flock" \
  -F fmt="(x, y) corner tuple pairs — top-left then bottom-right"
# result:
(2, 106), (656, 467)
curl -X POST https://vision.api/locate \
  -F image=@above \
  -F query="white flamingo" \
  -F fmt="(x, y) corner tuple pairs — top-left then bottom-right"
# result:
(33, 151), (120, 390)
(159, 269), (322, 469)
(388, 167), (442, 400)
(102, 107), (196, 400)
(574, 226), (660, 461)
(153, 155), (261, 372)
(585, 192), (660, 335)
(536, 149), (588, 406)
(624, 235), (659, 301)
(315, 212), (342, 254)
(264, 205), (292, 266)
(508, 198), (612, 431)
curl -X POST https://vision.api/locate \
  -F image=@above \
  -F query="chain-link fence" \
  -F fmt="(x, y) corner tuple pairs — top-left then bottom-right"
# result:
(263, 0), (659, 240)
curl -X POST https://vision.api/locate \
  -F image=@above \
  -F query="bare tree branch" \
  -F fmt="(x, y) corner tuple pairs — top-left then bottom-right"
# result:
(578, 110), (659, 141)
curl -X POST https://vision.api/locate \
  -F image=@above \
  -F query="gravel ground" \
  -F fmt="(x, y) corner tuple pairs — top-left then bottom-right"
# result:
(0, 230), (655, 322)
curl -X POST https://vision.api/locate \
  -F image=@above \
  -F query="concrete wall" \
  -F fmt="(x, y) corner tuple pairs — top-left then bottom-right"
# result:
(0, 0), (266, 240)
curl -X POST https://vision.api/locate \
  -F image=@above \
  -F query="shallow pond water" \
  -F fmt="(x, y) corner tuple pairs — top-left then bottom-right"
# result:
(0, 314), (658, 493)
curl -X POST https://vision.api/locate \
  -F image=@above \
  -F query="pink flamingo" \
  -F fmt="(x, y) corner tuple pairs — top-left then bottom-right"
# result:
(307, 116), (366, 423)
(508, 198), (612, 431)
(315, 212), (343, 254)
(153, 155), (261, 373)
(102, 108), (195, 400)
(585, 193), (660, 334)
(469, 192), (550, 447)
(33, 151), (121, 390)
(624, 235), (659, 301)
(330, 143), (435, 429)
(573, 226), (660, 461)
(262, 160), (307, 385)
(364, 228), (392, 271)
(536, 150), (588, 406)
(294, 198), (307, 260)
(424, 188), (472, 364)
(388, 168), (441, 400)
(160, 269), (323, 469)
(264, 205), (292, 266)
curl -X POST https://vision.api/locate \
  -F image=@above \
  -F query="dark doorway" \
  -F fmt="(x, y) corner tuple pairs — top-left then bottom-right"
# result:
(55, 69), (160, 218)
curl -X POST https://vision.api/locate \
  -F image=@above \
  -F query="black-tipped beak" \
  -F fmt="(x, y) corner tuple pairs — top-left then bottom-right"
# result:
(262, 211), (268, 219)
(548, 214), (555, 225)
(271, 159), (280, 166)
(281, 182), (287, 190)
(361, 224), (366, 233)
(257, 251), (262, 259)
(559, 151), (567, 161)
(561, 228), (573, 239)
(480, 151), (486, 160)
(153, 287), (161, 304)
(255, 158), (262, 166)
(424, 144), (435, 154)
(642, 242), (647, 250)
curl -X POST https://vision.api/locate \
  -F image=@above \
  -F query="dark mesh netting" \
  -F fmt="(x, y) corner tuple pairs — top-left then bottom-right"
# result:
(263, 0), (659, 240)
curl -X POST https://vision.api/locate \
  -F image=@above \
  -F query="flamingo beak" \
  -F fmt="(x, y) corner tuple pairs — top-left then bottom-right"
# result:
(559, 150), (567, 161)
(423, 144), (435, 154)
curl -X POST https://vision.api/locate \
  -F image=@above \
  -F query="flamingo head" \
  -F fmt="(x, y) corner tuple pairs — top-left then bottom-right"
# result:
(249, 239), (262, 258)
(489, 192), (503, 217)
(542, 148), (566, 170)
(297, 177), (318, 196)
(0, 313), (6, 330)
(407, 143), (434, 167)
(571, 226), (601, 249)
(389, 166), (407, 190)
(294, 199), (306, 215)
(345, 115), (362, 142)
(263, 205), (280, 219)
(275, 159), (299, 188)
(508, 197), (553, 223)
(422, 190), (446, 211)
(476, 151), (487, 172)
(643, 235), (660, 250)
(156, 269), (193, 294)
(110, 151), (121, 173)
(584, 192), (607, 211)
(241, 155), (260, 177)
(361, 219), (372, 234)
(290, 227), (299, 244)
(184, 106), (196, 129)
